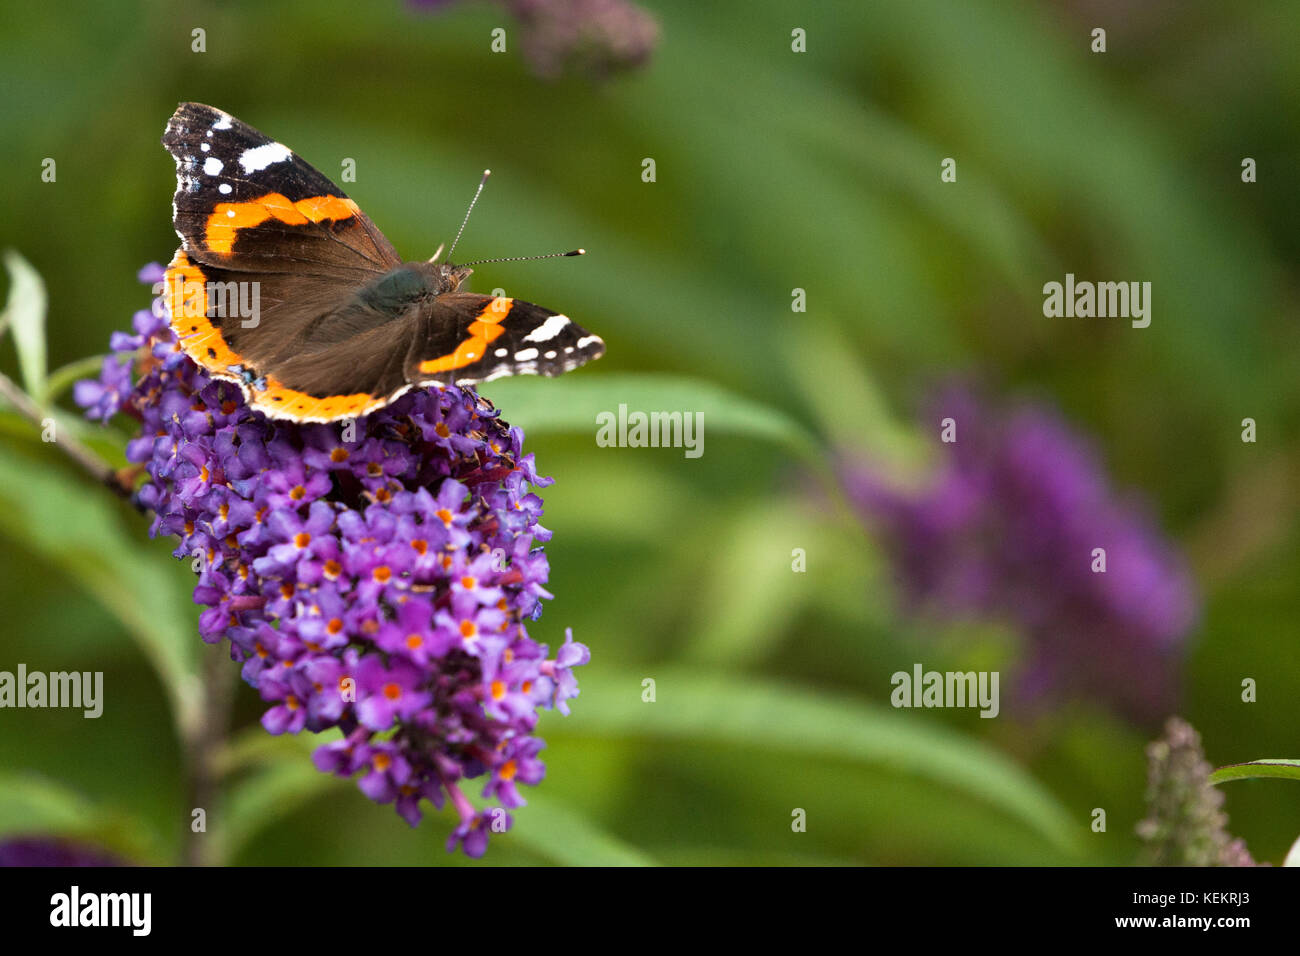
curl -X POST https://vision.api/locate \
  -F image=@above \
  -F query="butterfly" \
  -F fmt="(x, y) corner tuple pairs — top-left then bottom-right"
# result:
(161, 102), (604, 423)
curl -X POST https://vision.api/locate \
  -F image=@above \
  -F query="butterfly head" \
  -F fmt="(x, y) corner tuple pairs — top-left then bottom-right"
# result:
(428, 262), (474, 292)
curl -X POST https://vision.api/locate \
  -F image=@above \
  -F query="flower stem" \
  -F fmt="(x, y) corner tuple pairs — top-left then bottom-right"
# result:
(0, 369), (136, 502)
(182, 641), (236, 866)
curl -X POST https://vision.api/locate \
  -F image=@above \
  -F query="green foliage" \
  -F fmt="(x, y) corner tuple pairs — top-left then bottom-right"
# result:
(0, 252), (47, 398)
(0, 0), (1297, 865)
(1210, 761), (1300, 785)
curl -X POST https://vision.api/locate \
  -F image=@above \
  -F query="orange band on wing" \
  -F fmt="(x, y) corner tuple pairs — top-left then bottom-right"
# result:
(249, 375), (389, 421)
(204, 193), (360, 254)
(165, 250), (242, 373)
(417, 297), (513, 375)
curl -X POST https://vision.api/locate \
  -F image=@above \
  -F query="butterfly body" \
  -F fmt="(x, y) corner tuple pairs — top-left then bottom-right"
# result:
(161, 102), (604, 423)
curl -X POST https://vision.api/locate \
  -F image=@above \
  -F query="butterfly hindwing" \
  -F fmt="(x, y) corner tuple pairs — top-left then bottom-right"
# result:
(405, 293), (606, 387)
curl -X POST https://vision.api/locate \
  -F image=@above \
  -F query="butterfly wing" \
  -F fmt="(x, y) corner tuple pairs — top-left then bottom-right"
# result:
(404, 293), (606, 387)
(161, 102), (402, 384)
(159, 104), (606, 424)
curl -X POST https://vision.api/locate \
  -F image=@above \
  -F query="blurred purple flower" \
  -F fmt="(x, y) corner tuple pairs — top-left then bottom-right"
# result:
(842, 386), (1197, 721)
(1136, 717), (1261, 866)
(0, 838), (126, 867)
(77, 266), (589, 858)
(411, 0), (658, 78)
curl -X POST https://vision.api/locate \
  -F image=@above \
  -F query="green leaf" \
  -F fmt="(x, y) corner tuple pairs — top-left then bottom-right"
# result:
(508, 792), (655, 866)
(0, 446), (202, 740)
(680, 499), (815, 667)
(782, 320), (929, 472)
(1209, 760), (1300, 785)
(42, 354), (109, 405)
(219, 759), (344, 864)
(479, 373), (821, 463)
(0, 772), (164, 863)
(217, 729), (651, 865)
(1, 250), (48, 400)
(562, 668), (1080, 856)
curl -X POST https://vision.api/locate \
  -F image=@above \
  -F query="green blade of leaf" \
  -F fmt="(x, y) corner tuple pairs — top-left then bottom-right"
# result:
(0, 772), (165, 863)
(680, 499), (814, 667)
(1209, 760), (1300, 785)
(42, 354), (109, 405)
(219, 729), (652, 865)
(479, 373), (821, 463)
(508, 791), (655, 866)
(561, 668), (1080, 856)
(2, 250), (49, 400)
(219, 759), (344, 864)
(0, 447), (202, 740)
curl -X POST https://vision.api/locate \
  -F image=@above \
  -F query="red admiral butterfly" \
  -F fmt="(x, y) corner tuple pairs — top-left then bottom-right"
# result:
(161, 102), (604, 423)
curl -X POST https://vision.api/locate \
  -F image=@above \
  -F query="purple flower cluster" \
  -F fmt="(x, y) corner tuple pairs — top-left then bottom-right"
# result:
(843, 386), (1197, 722)
(78, 264), (588, 857)
(411, 0), (658, 79)
(1137, 717), (1260, 866)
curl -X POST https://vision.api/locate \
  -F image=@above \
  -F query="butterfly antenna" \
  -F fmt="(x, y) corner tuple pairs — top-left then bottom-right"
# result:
(446, 169), (491, 260)
(459, 249), (586, 267)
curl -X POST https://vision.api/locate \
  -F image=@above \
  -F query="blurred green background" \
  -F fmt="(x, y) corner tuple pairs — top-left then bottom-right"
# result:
(1, 0), (1298, 865)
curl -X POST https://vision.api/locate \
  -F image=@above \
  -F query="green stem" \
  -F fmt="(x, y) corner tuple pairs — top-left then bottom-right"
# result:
(0, 369), (135, 501)
(181, 641), (236, 866)
(41, 354), (109, 404)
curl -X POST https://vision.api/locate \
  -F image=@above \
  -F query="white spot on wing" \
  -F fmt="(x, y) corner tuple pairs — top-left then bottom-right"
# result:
(514, 348), (539, 361)
(239, 142), (292, 173)
(522, 313), (570, 343)
(203, 157), (223, 175)
(212, 114), (233, 131)
(218, 183), (232, 195)
(494, 348), (508, 357)
(576, 335), (602, 349)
